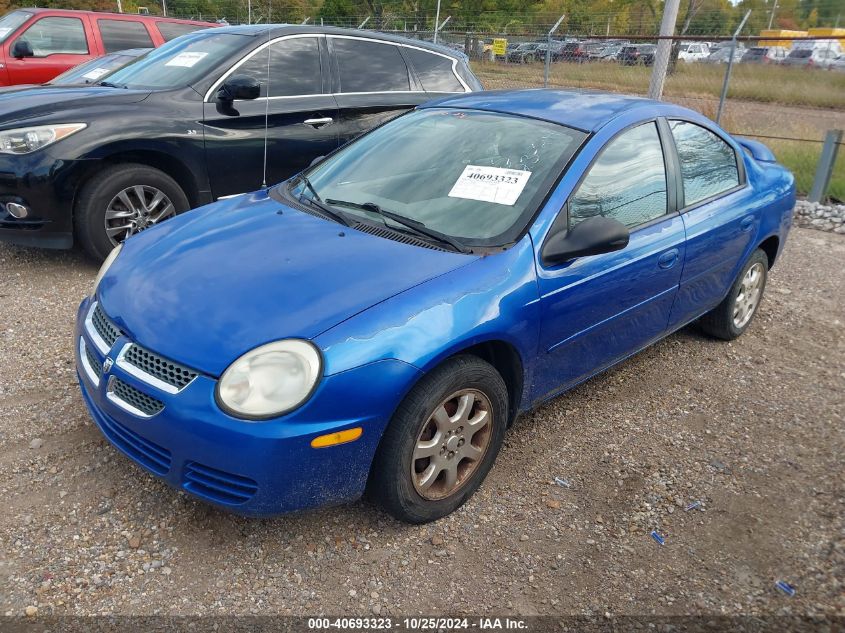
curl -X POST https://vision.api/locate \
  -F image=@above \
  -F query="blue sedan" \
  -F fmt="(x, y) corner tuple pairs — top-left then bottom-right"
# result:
(75, 90), (795, 523)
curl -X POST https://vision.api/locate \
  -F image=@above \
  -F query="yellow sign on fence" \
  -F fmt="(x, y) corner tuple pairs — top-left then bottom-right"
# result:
(492, 38), (507, 56)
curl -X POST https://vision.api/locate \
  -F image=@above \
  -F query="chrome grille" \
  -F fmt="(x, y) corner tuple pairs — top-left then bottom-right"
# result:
(124, 344), (197, 390)
(84, 342), (102, 377)
(92, 303), (121, 348)
(108, 377), (164, 417)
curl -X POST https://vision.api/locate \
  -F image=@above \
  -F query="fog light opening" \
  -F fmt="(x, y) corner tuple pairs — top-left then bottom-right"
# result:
(6, 202), (29, 219)
(311, 427), (363, 449)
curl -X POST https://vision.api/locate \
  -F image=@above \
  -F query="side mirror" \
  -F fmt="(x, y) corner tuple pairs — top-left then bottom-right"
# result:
(542, 215), (630, 265)
(216, 74), (261, 102)
(11, 39), (34, 59)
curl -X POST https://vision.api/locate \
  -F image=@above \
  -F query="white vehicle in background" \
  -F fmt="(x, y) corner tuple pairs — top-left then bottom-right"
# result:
(782, 39), (842, 69)
(678, 41), (710, 61)
(832, 55), (845, 72)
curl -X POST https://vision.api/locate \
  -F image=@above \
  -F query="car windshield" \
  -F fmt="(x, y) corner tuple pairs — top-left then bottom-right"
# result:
(49, 50), (147, 85)
(98, 31), (245, 90)
(0, 10), (31, 43)
(289, 108), (586, 248)
(789, 49), (812, 58)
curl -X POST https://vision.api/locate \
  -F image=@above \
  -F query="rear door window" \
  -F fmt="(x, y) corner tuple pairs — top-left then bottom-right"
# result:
(669, 120), (740, 206)
(333, 38), (410, 93)
(18, 16), (88, 56)
(403, 47), (463, 92)
(235, 36), (322, 97)
(98, 19), (154, 53)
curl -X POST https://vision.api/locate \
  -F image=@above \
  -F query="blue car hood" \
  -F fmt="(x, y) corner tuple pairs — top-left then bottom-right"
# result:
(98, 191), (472, 376)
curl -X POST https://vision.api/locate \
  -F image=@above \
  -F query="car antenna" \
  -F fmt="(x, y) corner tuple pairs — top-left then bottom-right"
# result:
(261, 15), (272, 189)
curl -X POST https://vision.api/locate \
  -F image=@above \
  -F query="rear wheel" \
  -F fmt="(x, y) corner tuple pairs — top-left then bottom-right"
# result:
(368, 355), (508, 523)
(75, 163), (189, 261)
(699, 248), (768, 340)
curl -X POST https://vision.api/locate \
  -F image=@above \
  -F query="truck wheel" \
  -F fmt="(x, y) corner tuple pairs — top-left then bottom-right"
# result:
(368, 355), (509, 524)
(75, 163), (189, 261)
(699, 248), (769, 340)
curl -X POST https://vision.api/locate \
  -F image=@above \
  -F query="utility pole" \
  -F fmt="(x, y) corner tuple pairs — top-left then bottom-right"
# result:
(161, 0), (167, 17)
(433, 0), (441, 43)
(647, 0), (681, 100)
(767, 0), (778, 30)
(116, 0), (122, 12)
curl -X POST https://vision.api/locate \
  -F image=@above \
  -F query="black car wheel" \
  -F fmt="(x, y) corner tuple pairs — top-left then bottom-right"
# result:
(699, 248), (769, 340)
(75, 163), (190, 261)
(368, 355), (508, 523)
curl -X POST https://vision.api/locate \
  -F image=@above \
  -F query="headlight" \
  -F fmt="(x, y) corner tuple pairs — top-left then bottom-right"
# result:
(217, 340), (322, 419)
(92, 243), (122, 297)
(0, 123), (86, 155)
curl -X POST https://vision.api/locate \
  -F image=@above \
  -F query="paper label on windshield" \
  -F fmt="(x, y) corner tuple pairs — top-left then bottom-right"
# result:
(448, 165), (531, 206)
(164, 51), (208, 67)
(82, 67), (110, 80)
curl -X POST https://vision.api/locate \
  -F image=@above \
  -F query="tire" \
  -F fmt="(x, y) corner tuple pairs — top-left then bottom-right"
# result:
(75, 163), (190, 261)
(699, 248), (769, 340)
(368, 355), (509, 524)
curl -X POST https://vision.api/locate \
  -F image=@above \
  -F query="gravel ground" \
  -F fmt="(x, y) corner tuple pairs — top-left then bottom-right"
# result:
(0, 227), (843, 619)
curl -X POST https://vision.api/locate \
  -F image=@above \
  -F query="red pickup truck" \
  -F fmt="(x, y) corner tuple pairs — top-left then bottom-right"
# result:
(0, 8), (215, 86)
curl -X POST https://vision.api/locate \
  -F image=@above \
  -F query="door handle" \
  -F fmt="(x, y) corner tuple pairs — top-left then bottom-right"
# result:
(740, 215), (755, 232)
(303, 117), (333, 128)
(657, 248), (679, 269)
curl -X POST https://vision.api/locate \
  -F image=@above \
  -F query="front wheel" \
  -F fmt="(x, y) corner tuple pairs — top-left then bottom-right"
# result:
(75, 163), (190, 261)
(368, 355), (509, 523)
(699, 248), (769, 340)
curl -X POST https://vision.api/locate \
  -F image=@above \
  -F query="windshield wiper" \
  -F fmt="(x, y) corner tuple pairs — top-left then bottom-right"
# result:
(326, 199), (471, 254)
(294, 176), (352, 227)
(97, 80), (125, 89)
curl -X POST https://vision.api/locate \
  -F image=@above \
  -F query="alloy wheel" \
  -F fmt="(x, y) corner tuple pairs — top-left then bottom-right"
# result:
(104, 185), (176, 245)
(733, 262), (765, 328)
(411, 389), (493, 501)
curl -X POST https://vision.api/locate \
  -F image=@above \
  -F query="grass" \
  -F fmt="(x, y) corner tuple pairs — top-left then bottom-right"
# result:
(471, 60), (845, 110)
(769, 140), (845, 201)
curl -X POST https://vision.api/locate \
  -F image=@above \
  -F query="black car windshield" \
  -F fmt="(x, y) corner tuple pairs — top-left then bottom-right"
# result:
(290, 108), (586, 247)
(49, 50), (148, 85)
(0, 10), (31, 43)
(99, 31), (246, 90)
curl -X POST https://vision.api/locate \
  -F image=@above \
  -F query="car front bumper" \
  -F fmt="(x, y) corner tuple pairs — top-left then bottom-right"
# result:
(74, 297), (422, 516)
(0, 152), (92, 249)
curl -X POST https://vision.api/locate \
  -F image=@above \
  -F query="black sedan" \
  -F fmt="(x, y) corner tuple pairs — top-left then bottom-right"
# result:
(0, 25), (481, 260)
(619, 44), (657, 66)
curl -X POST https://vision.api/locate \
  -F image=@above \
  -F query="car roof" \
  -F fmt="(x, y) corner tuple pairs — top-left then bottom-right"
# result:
(19, 7), (213, 23)
(421, 89), (684, 132)
(211, 24), (468, 59)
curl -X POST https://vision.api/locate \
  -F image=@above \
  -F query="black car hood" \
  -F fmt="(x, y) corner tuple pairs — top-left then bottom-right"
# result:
(0, 86), (150, 126)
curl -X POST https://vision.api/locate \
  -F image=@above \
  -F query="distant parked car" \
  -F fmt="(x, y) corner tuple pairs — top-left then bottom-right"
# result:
(582, 41), (611, 61)
(781, 46), (840, 69)
(620, 44), (656, 66)
(0, 8), (214, 86)
(705, 44), (745, 64)
(595, 42), (627, 61)
(741, 46), (788, 64)
(558, 41), (590, 62)
(506, 42), (541, 63)
(677, 41), (710, 62)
